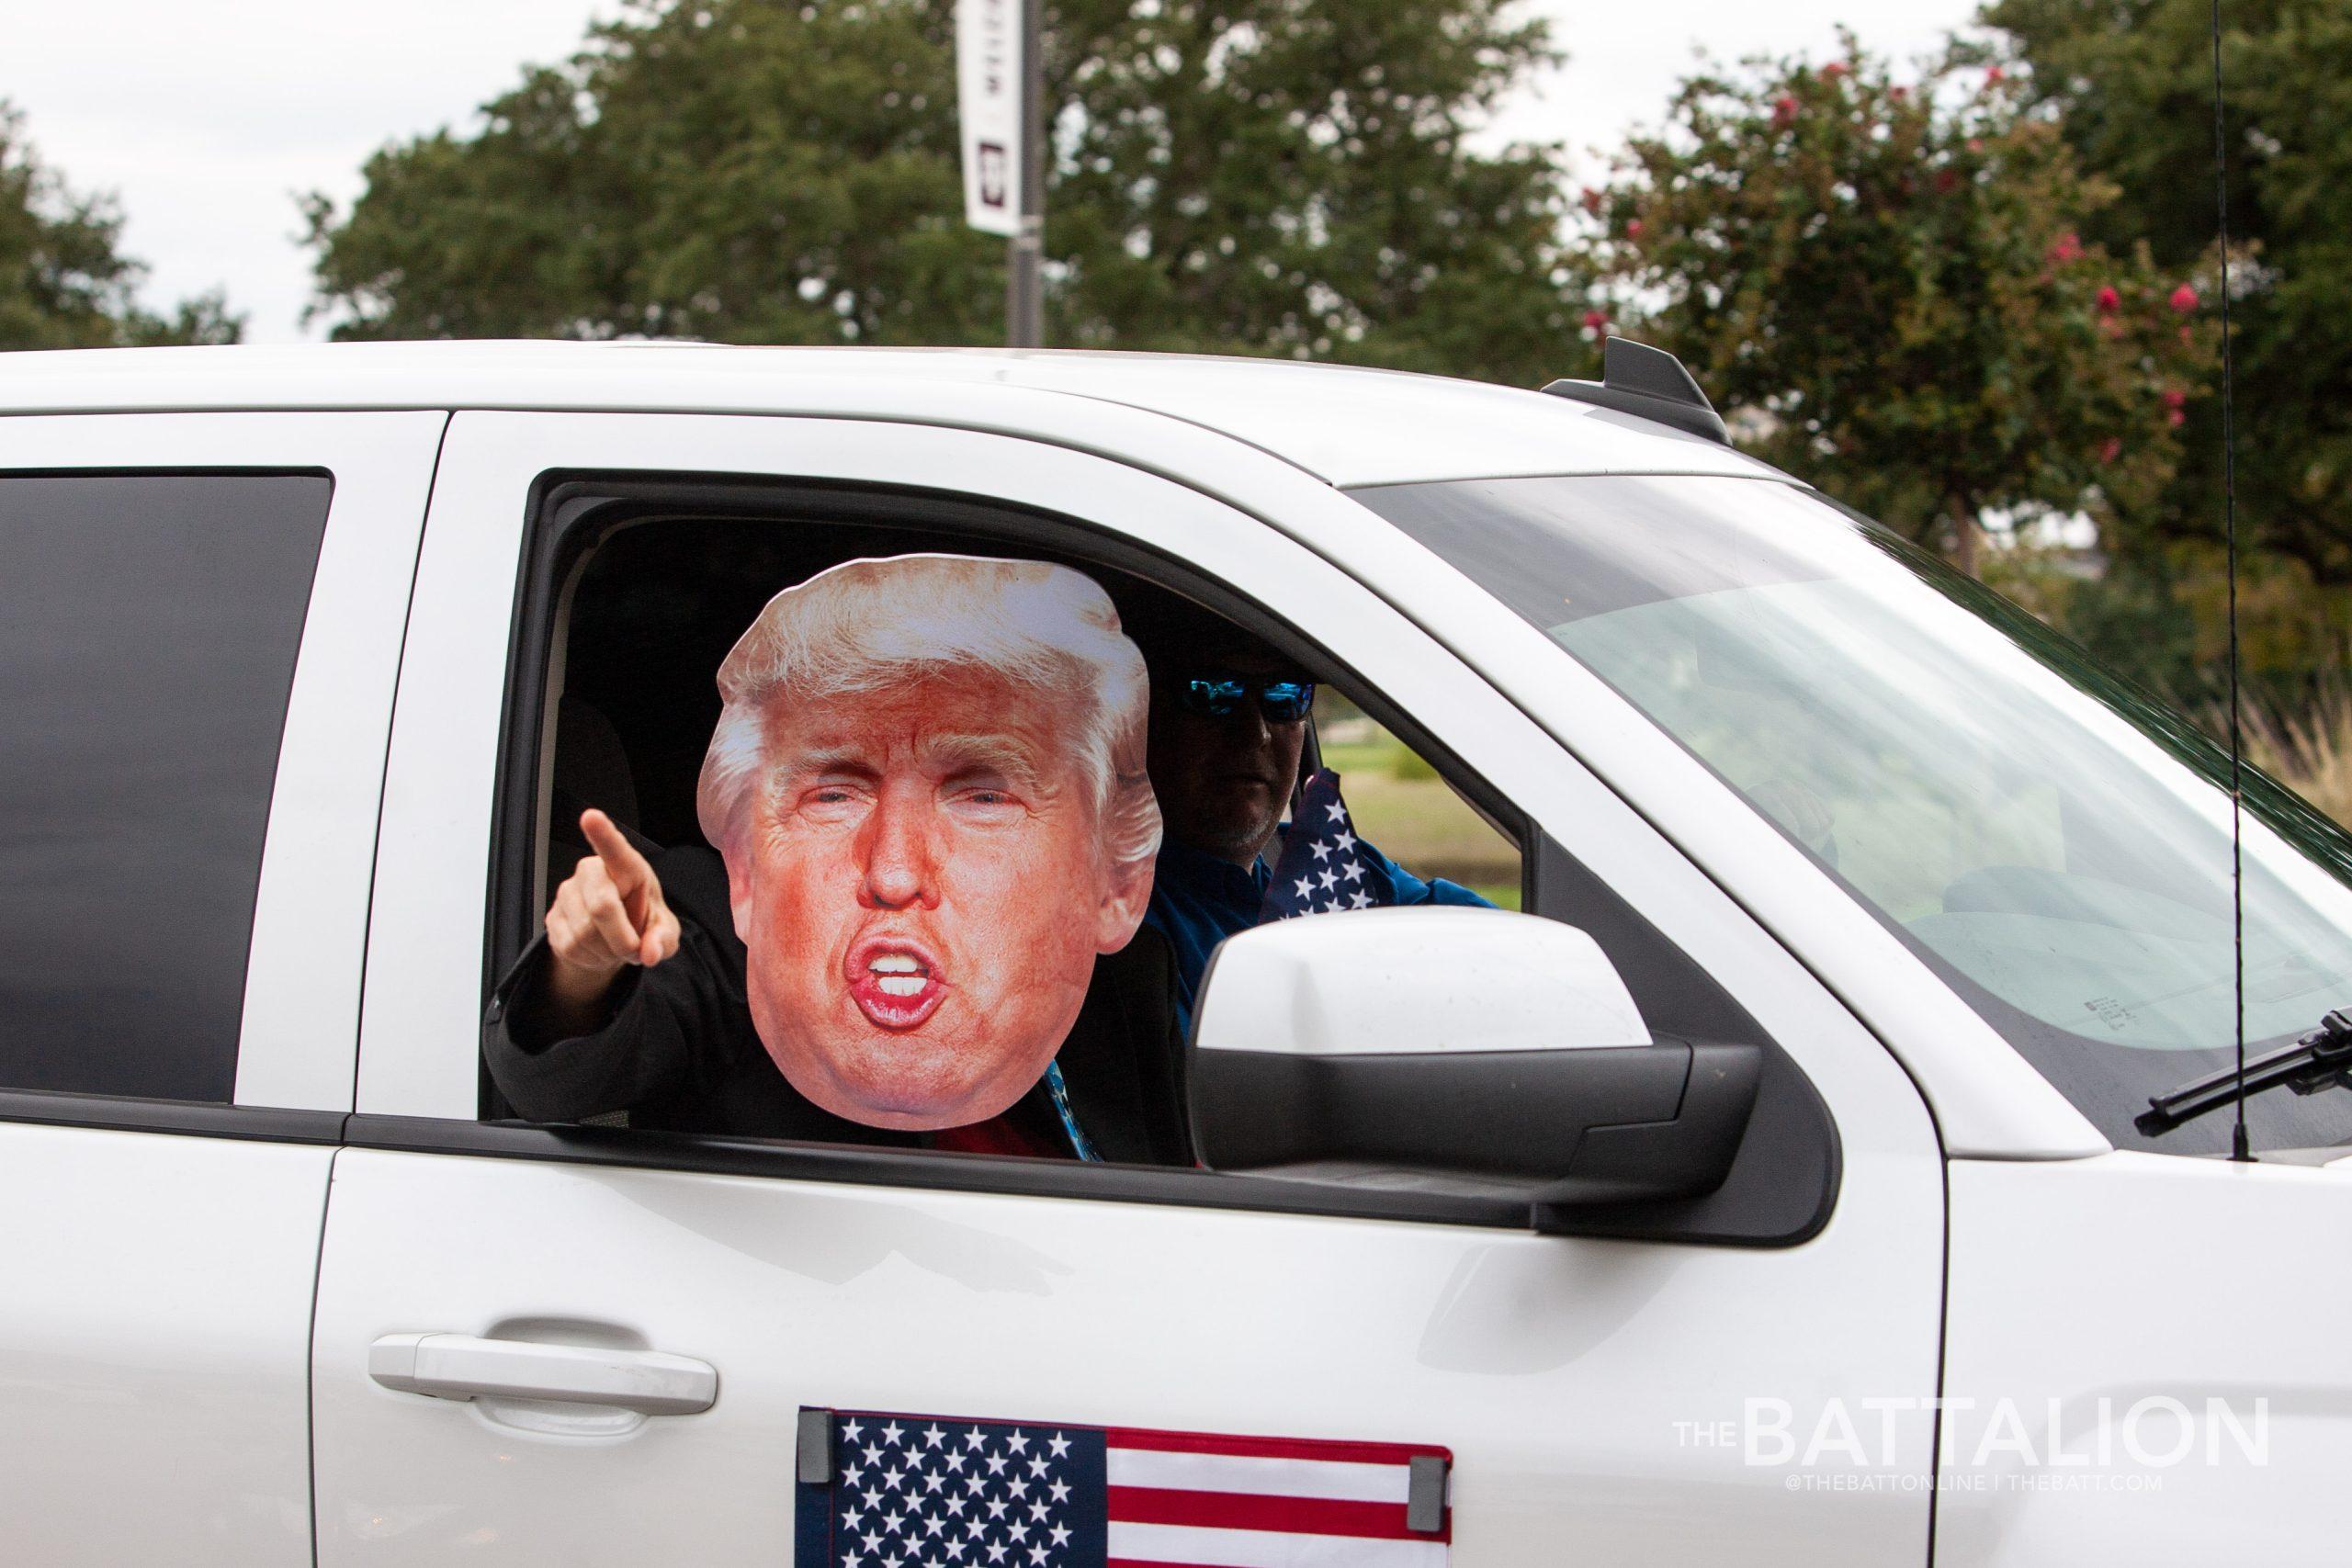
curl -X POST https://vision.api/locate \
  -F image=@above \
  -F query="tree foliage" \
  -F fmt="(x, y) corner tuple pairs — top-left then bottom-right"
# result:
(1583, 38), (2213, 572)
(302, 0), (1573, 384)
(1987, 0), (2352, 587)
(0, 103), (240, 350)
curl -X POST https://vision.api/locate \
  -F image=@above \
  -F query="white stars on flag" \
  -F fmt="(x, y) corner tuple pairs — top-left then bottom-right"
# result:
(833, 1425), (1081, 1568)
(808, 1410), (1454, 1568)
(1260, 769), (1394, 924)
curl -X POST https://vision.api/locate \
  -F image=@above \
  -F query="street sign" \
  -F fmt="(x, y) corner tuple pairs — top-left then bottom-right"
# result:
(956, 0), (1021, 238)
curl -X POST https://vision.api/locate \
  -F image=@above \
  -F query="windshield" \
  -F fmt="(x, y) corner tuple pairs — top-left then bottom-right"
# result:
(1357, 473), (2352, 1155)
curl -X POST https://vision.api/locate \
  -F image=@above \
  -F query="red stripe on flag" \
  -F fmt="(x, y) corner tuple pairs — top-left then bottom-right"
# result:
(1108, 1485), (1447, 1542)
(1105, 1427), (1448, 1467)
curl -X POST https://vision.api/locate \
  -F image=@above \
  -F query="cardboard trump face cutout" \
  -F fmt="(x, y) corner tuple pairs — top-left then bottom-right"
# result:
(695, 556), (1160, 1131)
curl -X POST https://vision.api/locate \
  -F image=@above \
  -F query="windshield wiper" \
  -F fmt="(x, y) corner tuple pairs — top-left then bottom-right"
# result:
(2136, 1009), (2352, 1137)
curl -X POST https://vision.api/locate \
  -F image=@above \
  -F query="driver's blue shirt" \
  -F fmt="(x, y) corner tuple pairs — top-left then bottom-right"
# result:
(1141, 833), (1495, 1042)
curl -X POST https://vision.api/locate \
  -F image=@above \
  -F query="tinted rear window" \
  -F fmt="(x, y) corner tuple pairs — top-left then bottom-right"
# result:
(0, 473), (330, 1100)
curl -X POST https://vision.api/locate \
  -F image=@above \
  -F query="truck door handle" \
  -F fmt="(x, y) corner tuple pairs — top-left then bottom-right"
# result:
(368, 1333), (718, 1416)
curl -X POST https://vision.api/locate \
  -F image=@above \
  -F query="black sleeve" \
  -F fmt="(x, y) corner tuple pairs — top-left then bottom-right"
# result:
(1052, 928), (1193, 1166)
(481, 848), (746, 1124)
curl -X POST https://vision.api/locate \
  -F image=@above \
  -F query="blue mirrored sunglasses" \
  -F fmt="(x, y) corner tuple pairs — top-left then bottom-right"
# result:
(1172, 672), (1316, 723)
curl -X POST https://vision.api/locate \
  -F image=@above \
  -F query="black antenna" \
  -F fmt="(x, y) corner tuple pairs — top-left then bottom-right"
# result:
(2209, 0), (2252, 1162)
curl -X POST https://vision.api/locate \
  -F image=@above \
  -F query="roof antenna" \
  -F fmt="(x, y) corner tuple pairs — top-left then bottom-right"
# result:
(2208, 0), (2253, 1163)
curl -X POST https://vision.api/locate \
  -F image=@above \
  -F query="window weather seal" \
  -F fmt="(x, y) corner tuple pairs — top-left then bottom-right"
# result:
(0, 1089), (348, 1146)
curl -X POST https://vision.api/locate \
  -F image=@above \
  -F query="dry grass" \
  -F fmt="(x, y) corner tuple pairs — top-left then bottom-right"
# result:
(2237, 685), (2352, 829)
(1319, 734), (1522, 904)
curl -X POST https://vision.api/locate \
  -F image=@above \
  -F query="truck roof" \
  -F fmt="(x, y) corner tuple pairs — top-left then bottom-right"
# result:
(0, 341), (1785, 489)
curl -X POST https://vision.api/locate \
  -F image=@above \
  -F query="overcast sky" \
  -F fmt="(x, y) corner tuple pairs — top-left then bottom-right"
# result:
(10, 0), (1974, 344)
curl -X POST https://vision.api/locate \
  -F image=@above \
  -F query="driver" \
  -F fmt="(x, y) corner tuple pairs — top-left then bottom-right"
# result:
(1115, 590), (1495, 1039)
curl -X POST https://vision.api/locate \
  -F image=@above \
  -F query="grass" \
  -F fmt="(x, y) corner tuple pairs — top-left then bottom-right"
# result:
(1318, 730), (1522, 908)
(2235, 685), (2352, 830)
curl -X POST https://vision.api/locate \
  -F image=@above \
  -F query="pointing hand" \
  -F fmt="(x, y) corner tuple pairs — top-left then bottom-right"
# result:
(540, 808), (683, 1030)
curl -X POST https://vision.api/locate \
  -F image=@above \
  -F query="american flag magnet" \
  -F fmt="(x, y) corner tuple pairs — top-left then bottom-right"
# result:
(793, 1408), (1453, 1568)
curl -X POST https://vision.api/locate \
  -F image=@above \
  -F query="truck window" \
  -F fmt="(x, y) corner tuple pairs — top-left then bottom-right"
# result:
(482, 504), (1522, 1159)
(1314, 694), (1521, 910)
(0, 473), (330, 1100)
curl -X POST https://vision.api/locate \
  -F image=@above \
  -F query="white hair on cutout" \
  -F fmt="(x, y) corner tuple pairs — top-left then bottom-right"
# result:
(695, 554), (1160, 871)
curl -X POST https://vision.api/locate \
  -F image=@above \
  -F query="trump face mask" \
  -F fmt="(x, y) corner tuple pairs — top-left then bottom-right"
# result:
(695, 555), (1159, 1131)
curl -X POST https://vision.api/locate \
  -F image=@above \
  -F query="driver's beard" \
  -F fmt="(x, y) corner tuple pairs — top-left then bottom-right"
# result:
(1175, 798), (1283, 864)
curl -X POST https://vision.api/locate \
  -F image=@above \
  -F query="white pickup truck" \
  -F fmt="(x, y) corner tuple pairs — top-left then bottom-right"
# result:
(2, 340), (2345, 1567)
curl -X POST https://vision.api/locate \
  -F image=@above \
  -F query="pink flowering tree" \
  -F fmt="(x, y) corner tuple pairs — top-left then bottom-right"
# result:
(1581, 35), (2215, 575)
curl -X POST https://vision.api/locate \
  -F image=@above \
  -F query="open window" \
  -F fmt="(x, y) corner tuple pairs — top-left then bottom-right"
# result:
(1312, 693), (1521, 911)
(469, 472), (1828, 1245)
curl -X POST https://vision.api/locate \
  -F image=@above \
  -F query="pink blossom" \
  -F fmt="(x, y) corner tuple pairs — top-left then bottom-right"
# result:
(1580, 186), (1604, 215)
(2096, 285), (2121, 314)
(2170, 284), (2199, 313)
(2168, 409), (2188, 428)
(1624, 219), (1645, 240)
(2162, 388), (2187, 409)
(1822, 61), (1849, 80)
(2050, 232), (2083, 264)
(2099, 437), (2123, 464)
(1772, 94), (1801, 127)
(1582, 309), (1610, 332)
(1985, 65), (2007, 85)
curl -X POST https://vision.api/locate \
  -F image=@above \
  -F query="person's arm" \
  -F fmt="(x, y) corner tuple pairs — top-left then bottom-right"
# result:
(1363, 840), (1498, 909)
(482, 810), (704, 1123)
(537, 809), (682, 1035)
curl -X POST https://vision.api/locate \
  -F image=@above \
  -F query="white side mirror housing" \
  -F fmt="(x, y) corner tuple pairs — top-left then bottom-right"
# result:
(1192, 905), (1651, 1058)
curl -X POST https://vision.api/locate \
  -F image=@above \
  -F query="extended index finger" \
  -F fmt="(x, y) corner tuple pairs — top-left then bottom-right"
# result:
(579, 808), (655, 894)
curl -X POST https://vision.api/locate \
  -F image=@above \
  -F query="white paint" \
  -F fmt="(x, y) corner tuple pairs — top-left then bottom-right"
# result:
(0, 340), (1781, 489)
(1194, 907), (1651, 1056)
(1105, 1521), (1449, 1567)
(0, 1122), (332, 1566)
(1939, 1153), (2352, 1567)
(1106, 1448), (1413, 1503)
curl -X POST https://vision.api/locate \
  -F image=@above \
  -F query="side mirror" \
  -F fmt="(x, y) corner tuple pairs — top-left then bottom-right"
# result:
(1188, 908), (1760, 1224)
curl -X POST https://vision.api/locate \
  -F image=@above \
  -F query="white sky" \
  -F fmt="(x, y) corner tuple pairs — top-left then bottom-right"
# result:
(8, 0), (1972, 344)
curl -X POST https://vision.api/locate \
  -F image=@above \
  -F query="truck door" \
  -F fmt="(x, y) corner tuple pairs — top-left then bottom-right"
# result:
(313, 408), (1944, 1565)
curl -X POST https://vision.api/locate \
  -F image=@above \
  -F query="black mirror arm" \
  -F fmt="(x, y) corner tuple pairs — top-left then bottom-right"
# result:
(1532, 1042), (1762, 1213)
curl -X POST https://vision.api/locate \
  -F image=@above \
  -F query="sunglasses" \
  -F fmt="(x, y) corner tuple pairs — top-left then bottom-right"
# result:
(1169, 671), (1317, 723)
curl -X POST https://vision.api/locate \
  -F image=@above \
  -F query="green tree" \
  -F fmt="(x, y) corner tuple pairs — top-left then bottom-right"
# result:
(0, 103), (241, 350)
(1986, 0), (2352, 588)
(1582, 39), (2212, 574)
(300, 0), (1572, 383)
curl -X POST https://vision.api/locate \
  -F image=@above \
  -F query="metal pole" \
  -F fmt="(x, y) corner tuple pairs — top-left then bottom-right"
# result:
(1005, 0), (1045, 347)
